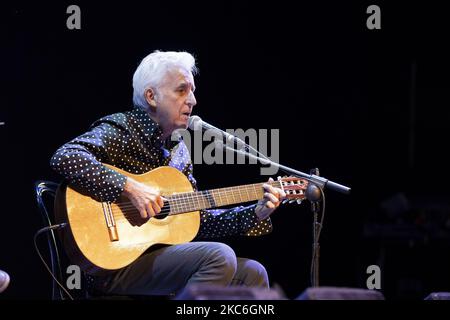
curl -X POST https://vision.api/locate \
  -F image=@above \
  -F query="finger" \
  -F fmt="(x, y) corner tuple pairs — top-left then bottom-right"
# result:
(146, 203), (156, 217)
(265, 201), (275, 209)
(265, 192), (279, 204)
(278, 188), (287, 199)
(139, 207), (148, 219)
(156, 195), (165, 208)
(268, 177), (274, 182)
(151, 201), (161, 215)
(264, 184), (279, 197)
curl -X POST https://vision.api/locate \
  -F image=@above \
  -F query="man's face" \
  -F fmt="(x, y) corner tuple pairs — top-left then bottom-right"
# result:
(153, 68), (197, 137)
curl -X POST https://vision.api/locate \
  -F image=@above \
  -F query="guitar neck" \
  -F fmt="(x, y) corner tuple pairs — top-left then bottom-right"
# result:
(166, 181), (282, 215)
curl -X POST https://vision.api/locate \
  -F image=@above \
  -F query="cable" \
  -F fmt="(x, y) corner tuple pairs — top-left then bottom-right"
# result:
(33, 223), (74, 300)
(36, 182), (65, 299)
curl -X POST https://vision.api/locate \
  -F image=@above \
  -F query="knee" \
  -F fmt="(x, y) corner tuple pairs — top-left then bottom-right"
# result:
(207, 242), (237, 282)
(241, 259), (270, 288)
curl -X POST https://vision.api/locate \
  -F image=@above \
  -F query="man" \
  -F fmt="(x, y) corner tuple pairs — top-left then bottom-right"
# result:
(50, 50), (285, 296)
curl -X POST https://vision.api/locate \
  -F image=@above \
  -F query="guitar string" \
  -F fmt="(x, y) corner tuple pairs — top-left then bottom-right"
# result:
(111, 180), (284, 215)
(110, 180), (306, 217)
(110, 184), (267, 219)
(116, 185), (272, 208)
(113, 181), (279, 211)
(108, 180), (306, 220)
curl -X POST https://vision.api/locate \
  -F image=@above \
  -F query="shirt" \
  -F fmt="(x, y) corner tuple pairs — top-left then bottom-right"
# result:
(50, 107), (272, 238)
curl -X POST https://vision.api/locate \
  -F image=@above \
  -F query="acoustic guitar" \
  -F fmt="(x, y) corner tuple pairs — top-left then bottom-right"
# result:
(55, 164), (308, 275)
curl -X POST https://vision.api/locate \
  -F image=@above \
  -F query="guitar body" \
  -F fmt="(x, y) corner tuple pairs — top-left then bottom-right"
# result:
(55, 165), (200, 275)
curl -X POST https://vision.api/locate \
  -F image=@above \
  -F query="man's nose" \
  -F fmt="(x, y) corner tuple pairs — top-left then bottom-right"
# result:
(187, 91), (197, 107)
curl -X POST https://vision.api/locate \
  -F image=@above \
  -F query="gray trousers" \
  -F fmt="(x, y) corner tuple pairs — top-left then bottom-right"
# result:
(92, 241), (269, 296)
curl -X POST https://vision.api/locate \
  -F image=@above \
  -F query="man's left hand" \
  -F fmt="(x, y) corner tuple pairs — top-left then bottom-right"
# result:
(255, 177), (286, 221)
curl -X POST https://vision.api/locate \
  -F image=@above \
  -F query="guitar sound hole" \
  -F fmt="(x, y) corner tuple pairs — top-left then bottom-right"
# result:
(154, 213), (168, 220)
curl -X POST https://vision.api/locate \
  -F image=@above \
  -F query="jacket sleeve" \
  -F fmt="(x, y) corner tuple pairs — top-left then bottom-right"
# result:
(50, 119), (128, 202)
(197, 205), (273, 239)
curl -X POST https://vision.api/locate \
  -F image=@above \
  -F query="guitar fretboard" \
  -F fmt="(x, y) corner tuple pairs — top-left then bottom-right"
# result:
(165, 181), (282, 215)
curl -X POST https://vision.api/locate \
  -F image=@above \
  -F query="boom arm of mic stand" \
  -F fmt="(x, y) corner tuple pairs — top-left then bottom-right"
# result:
(220, 143), (351, 195)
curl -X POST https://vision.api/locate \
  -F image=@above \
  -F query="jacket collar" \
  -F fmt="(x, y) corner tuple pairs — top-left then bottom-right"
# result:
(131, 107), (181, 149)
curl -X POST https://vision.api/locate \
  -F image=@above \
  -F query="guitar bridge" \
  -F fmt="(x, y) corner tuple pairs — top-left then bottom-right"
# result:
(102, 202), (119, 241)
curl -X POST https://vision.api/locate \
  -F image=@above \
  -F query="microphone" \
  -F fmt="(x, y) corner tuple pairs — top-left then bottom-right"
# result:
(188, 115), (227, 136)
(188, 115), (246, 148)
(187, 115), (204, 131)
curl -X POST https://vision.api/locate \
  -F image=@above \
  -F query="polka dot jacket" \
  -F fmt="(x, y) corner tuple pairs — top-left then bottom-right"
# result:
(50, 107), (272, 238)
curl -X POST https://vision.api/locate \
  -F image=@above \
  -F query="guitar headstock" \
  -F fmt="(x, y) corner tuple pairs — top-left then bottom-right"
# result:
(278, 176), (308, 203)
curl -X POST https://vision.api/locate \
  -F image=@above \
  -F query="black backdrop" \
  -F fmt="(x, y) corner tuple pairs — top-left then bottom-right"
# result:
(1, 1), (450, 300)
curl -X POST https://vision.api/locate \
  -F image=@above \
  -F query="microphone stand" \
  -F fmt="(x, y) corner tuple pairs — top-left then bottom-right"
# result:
(190, 117), (351, 287)
(308, 168), (322, 287)
(218, 142), (351, 288)
(189, 117), (350, 193)
(218, 141), (351, 195)
(312, 200), (320, 287)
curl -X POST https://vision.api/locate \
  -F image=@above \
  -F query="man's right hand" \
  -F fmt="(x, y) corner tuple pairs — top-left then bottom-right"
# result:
(122, 177), (166, 219)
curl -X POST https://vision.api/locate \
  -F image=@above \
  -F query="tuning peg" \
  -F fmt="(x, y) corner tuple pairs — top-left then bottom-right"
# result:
(296, 199), (303, 204)
(282, 199), (289, 204)
(289, 200), (295, 204)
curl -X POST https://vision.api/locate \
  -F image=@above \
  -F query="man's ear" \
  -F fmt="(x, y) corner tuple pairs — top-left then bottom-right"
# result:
(145, 88), (157, 107)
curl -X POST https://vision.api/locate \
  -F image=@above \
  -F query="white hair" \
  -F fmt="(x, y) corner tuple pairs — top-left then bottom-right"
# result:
(132, 50), (198, 110)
